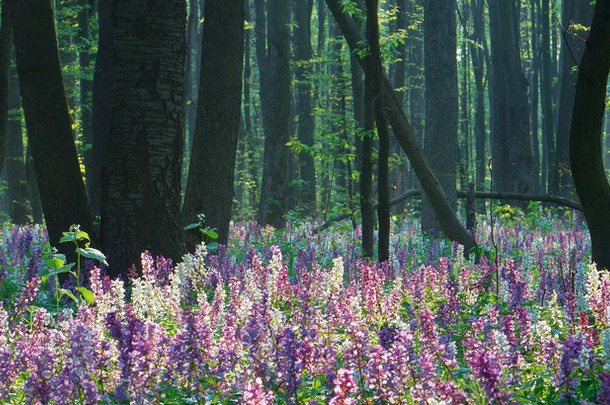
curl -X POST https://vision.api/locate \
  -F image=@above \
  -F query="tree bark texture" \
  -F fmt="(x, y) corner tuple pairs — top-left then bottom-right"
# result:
(488, 0), (535, 199)
(89, 0), (114, 220)
(102, 0), (186, 275)
(7, 67), (32, 225)
(7, 0), (95, 254)
(0, 5), (11, 171)
(325, 0), (476, 254)
(182, 0), (245, 249)
(293, 0), (317, 212)
(470, 0), (488, 214)
(541, 0), (556, 193)
(569, 0), (610, 269)
(255, 0), (291, 228)
(421, 0), (458, 234)
(555, 0), (594, 196)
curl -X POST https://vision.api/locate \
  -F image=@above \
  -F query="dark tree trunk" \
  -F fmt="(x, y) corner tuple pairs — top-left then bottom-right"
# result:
(185, 0), (201, 149)
(7, 0), (95, 254)
(530, 0), (540, 192)
(325, 0), (476, 254)
(541, 0), (556, 194)
(0, 5), (10, 171)
(78, 0), (93, 168)
(421, 0), (458, 235)
(254, 0), (291, 228)
(102, 0), (186, 275)
(7, 67), (32, 225)
(293, 0), (317, 213)
(243, 0), (259, 211)
(470, 0), (488, 214)
(182, 0), (244, 249)
(366, 0), (390, 262)
(360, 1), (376, 259)
(555, 0), (594, 196)
(488, 0), (534, 199)
(569, 0), (610, 270)
(89, 0), (114, 220)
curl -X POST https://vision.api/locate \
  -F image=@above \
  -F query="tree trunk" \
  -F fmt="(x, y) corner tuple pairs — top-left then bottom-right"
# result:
(555, 0), (594, 196)
(78, 0), (93, 170)
(366, 0), (390, 262)
(541, 0), (556, 194)
(0, 5), (10, 171)
(325, 0), (476, 254)
(470, 0), (488, 214)
(569, 0), (610, 270)
(293, 0), (317, 213)
(102, 0), (186, 275)
(421, 0), (458, 234)
(182, 0), (244, 249)
(7, 0), (95, 255)
(255, 0), (291, 228)
(89, 0), (114, 220)
(7, 67), (32, 225)
(488, 0), (535, 199)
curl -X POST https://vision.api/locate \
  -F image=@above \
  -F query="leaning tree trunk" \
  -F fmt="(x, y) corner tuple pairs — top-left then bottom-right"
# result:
(182, 0), (244, 249)
(325, 0), (476, 254)
(569, 0), (610, 270)
(421, 0), (458, 234)
(102, 0), (186, 276)
(254, 0), (291, 228)
(7, 0), (95, 255)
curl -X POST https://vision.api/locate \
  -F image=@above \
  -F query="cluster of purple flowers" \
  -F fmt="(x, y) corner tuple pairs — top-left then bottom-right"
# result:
(0, 211), (607, 403)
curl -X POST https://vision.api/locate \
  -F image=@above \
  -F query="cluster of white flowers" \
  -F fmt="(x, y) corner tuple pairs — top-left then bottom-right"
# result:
(266, 247), (283, 298)
(585, 262), (609, 310)
(321, 256), (345, 299)
(533, 319), (553, 343)
(94, 278), (126, 322)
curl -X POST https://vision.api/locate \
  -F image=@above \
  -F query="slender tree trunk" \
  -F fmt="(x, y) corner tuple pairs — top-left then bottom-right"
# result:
(0, 5), (10, 171)
(541, 0), (556, 193)
(89, 0), (113, 220)
(569, 0), (610, 269)
(255, 0), (291, 228)
(555, 0), (594, 196)
(366, 0), (390, 262)
(293, 0), (317, 213)
(182, 0), (244, 249)
(470, 0), (488, 214)
(422, 0), (458, 234)
(530, 0), (541, 192)
(489, 0), (534, 199)
(102, 0), (186, 275)
(7, 0), (95, 255)
(7, 67), (32, 225)
(78, 0), (93, 168)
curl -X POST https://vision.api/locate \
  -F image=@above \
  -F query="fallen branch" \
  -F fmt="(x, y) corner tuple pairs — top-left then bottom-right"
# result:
(314, 189), (581, 233)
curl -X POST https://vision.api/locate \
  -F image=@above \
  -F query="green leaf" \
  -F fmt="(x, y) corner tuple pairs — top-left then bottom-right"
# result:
(45, 257), (66, 269)
(77, 287), (95, 305)
(203, 229), (219, 239)
(40, 263), (75, 282)
(76, 247), (108, 265)
(183, 223), (200, 231)
(59, 288), (78, 304)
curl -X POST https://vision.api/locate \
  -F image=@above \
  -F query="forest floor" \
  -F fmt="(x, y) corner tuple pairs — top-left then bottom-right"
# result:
(0, 206), (608, 403)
